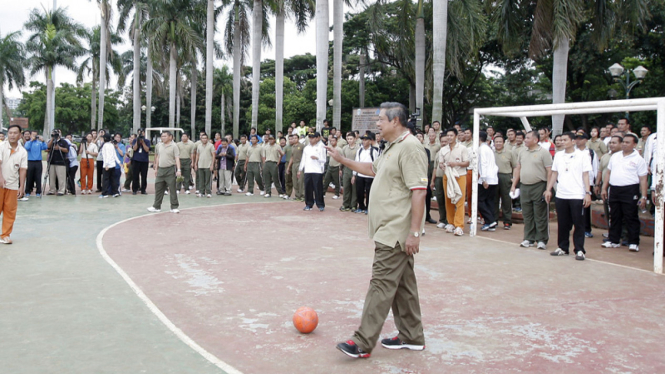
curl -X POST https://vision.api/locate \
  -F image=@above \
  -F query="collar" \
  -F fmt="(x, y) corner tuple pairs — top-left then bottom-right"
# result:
(384, 131), (410, 150)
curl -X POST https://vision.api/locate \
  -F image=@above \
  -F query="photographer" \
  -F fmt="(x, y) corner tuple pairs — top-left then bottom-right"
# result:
(95, 130), (106, 192)
(24, 131), (48, 198)
(46, 129), (69, 196)
(131, 128), (151, 195)
(64, 134), (80, 195)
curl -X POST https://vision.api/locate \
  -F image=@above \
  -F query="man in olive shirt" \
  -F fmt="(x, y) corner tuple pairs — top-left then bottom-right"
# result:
(244, 135), (265, 196)
(148, 131), (181, 213)
(430, 133), (448, 228)
(493, 135), (515, 230)
(235, 135), (249, 193)
(286, 134), (305, 200)
(322, 135), (342, 199)
(588, 127), (608, 159)
(424, 129), (441, 224)
(511, 131), (553, 249)
(176, 133), (196, 194)
(193, 134), (215, 197)
(262, 135), (284, 198)
(340, 132), (359, 211)
(329, 102), (428, 359)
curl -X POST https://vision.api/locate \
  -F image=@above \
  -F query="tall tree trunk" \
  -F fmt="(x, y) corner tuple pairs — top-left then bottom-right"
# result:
(332, 0), (343, 128)
(551, 37), (569, 136)
(191, 60), (198, 137)
(409, 84), (415, 113)
(177, 92), (181, 128)
(414, 3), (425, 118)
(98, 8), (108, 130)
(169, 45), (177, 127)
(0, 79), (4, 130)
(232, 11), (241, 138)
(91, 67), (97, 130)
(221, 92), (225, 136)
(132, 12), (142, 134)
(315, 0), (329, 132)
(251, 0), (263, 131)
(275, 9), (285, 133)
(146, 49), (153, 128)
(359, 53), (365, 108)
(45, 67), (54, 137)
(431, 0), (448, 124)
(205, 0), (214, 135)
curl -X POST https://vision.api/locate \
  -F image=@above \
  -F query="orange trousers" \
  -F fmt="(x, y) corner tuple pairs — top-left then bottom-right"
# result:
(466, 169), (473, 213)
(0, 188), (18, 238)
(80, 158), (95, 191)
(443, 174), (467, 228)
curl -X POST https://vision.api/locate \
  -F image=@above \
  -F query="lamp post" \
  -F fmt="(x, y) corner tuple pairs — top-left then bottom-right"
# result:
(608, 63), (648, 118)
(142, 105), (156, 128)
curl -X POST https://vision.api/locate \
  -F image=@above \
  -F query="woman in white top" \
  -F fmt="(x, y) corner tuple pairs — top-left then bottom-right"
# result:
(79, 133), (99, 194)
(95, 130), (106, 192)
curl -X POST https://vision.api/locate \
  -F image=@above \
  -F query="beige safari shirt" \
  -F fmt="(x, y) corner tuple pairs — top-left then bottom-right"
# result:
(0, 141), (28, 190)
(517, 146), (552, 185)
(262, 143), (282, 162)
(177, 141), (195, 160)
(156, 141), (180, 168)
(369, 131), (428, 250)
(237, 142), (250, 161)
(440, 142), (469, 174)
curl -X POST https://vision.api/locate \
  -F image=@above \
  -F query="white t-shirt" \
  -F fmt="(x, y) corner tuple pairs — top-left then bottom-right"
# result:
(82, 142), (98, 159)
(552, 149), (592, 200)
(607, 150), (648, 186)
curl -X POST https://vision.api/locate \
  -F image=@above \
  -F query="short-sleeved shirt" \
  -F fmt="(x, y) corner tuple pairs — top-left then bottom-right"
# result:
(588, 139), (608, 158)
(81, 142), (98, 160)
(552, 149), (592, 200)
(607, 150), (648, 186)
(155, 141), (180, 168)
(511, 144), (525, 160)
(237, 142), (250, 161)
(290, 143), (305, 164)
(434, 148), (449, 177)
(247, 144), (263, 162)
(177, 141), (196, 160)
(262, 143), (282, 162)
(328, 146), (343, 167)
(49, 139), (70, 166)
(369, 131), (428, 250)
(424, 142), (441, 167)
(0, 142), (28, 190)
(196, 142), (215, 168)
(283, 144), (293, 164)
(598, 152), (612, 185)
(441, 142), (469, 174)
(131, 138), (151, 162)
(494, 148), (515, 174)
(517, 146), (552, 185)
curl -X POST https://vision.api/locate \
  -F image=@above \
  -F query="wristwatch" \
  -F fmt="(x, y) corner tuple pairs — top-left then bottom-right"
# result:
(411, 231), (420, 238)
(585, 191), (592, 195)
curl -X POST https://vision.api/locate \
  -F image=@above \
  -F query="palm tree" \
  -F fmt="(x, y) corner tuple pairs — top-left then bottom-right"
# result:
(118, 0), (148, 133)
(90, 0), (115, 130)
(225, 0), (251, 137)
(214, 65), (233, 136)
(24, 6), (84, 136)
(205, 0), (216, 137)
(273, 0), (314, 132)
(77, 26), (123, 131)
(250, 0), (271, 131)
(0, 31), (26, 131)
(414, 0), (424, 119)
(315, 0), (328, 131)
(144, 0), (204, 128)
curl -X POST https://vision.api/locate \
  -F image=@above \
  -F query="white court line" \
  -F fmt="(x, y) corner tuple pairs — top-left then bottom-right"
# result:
(95, 204), (255, 374)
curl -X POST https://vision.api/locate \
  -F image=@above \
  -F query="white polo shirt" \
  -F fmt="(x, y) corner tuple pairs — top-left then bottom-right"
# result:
(552, 149), (592, 200)
(607, 150), (648, 186)
(0, 141), (28, 190)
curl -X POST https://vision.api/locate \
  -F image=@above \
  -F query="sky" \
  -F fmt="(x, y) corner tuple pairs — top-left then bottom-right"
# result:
(2, 0), (351, 98)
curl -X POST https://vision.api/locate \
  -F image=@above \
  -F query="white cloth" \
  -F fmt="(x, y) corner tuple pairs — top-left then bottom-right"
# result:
(444, 166), (463, 204)
(0, 141), (28, 190)
(643, 133), (657, 169)
(101, 143), (121, 169)
(607, 150), (648, 186)
(96, 140), (105, 161)
(354, 146), (379, 178)
(552, 149), (592, 200)
(65, 139), (79, 168)
(576, 147), (599, 186)
(477, 143), (498, 185)
(298, 142), (326, 174)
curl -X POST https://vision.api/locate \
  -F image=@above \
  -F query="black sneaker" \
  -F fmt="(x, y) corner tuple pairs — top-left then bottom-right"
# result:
(336, 340), (370, 358)
(380, 336), (425, 351)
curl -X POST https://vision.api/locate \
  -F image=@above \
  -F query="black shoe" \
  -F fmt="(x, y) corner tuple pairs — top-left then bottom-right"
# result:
(141, 191), (148, 195)
(380, 336), (425, 351)
(132, 192), (137, 195)
(336, 340), (371, 358)
(303, 206), (312, 211)
(426, 218), (437, 224)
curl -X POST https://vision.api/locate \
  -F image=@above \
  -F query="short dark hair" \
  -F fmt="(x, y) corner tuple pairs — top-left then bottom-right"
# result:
(624, 133), (638, 144)
(446, 128), (458, 136)
(22, 130), (31, 136)
(515, 131), (525, 138)
(221, 137), (228, 142)
(479, 131), (488, 143)
(619, 117), (630, 124)
(240, 134), (247, 139)
(347, 131), (356, 138)
(7, 124), (22, 133)
(561, 131), (576, 140)
(494, 134), (504, 141)
(162, 130), (172, 136)
(528, 130), (540, 141)
(439, 132), (447, 139)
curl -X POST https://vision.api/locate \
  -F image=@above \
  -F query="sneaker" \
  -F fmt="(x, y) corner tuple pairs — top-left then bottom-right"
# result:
(380, 337), (425, 351)
(237, 189), (244, 193)
(537, 241), (547, 250)
(445, 224), (455, 233)
(57, 193), (64, 196)
(99, 195), (109, 199)
(265, 194), (271, 198)
(504, 223), (511, 230)
(141, 191), (148, 195)
(575, 251), (585, 260)
(339, 206), (349, 212)
(170, 209), (180, 214)
(584, 232), (594, 238)
(206, 194), (212, 198)
(122, 188), (131, 192)
(629, 244), (639, 252)
(550, 248), (569, 256)
(319, 207), (325, 212)
(454, 227), (464, 236)
(481, 224), (495, 232)
(488, 221), (498, 229)
(332, 195), (340, 200)
(36, 194), (41, 198)
(303, 206), (312, 211)
(0, 236), (12, 244)
(216, 191), (223, 195)
(336, 340), (370, 359)
(245, 192), (254, 196)
(25, 193), (31, 197)
(18, 196), (29, 201)
(259, 190), (265, 196)
(196, 193), (202, 198)
(164, 191), (169, 195)
(282, 195), (289, 200)
(113, 194), (120, 198)
(436, 222), (446, 229)
(147, 207), (161, 213)
(601, 242), (620, 248)
(602, 233), (609, 238)
(353, 209), (363, 213)
(520, 240), (532, 248)
(224, 192), (232, 196)
(195, 190), (200, 194)
(185, 190), (191, 195)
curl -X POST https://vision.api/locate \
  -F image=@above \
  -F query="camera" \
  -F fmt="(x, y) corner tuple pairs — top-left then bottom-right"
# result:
(51, 130), (60, 139)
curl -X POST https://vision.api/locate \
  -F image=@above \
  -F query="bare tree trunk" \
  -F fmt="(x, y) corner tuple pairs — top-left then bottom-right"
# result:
(232, 13), (241, 138)
(551, 37), (570, 136)
(45, 67), (54, 137)
(146, 50), (153, 128)
(332, 0), (343, 128)
(98, 6), (108, 130)
(315, 0), (329, 132)
(132, 12), (142, 134)
(169, 45), (177, 127)
(91, 69), (97, 130)
(275, 9), (285, 133)
(205, 0), (214, 135)
(415, 9), (425, 116)
(221, 92), (225, 136)
(191, 60), (198, 137)
(250, 0), (263, 130)
(359, 54), (365, 108)
(177, 92), (181, 128)
(409, 84), (415, 113)
(431, 0), (448, 124)
(0, 79), (4, 130)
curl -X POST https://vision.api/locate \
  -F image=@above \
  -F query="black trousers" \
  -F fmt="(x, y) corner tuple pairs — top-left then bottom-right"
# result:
(132, 161), (149, 193)
(67, 165), (78, 195)
(103, 168), (120, 196)
(278, 162), (286, 194)
(304, 172), (324, 208)
(26, 160), (43, 194)
(356, 176), (374, 211)
(96, 160), (104, 191)
(478, 184), (497, 225)
(555, 197), (586, 253)
(608, 184), (641, 245)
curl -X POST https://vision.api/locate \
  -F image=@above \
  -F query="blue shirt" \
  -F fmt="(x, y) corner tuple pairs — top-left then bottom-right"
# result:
(115, 143), (126, 169)
(24, 140), (48, 161)
(131, 138), (151, 162)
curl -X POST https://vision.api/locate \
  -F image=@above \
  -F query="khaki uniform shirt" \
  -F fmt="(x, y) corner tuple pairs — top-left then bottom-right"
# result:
(156, 141), (180, 168)
(177, 141), (195, 160)
(262, 143), (282, 162)
(369, 132), (428, 250)
(517, 146), (552, 185)
(196, 142), (215, 168)
(599, 152), (612, 185)
(504, 142), (515, 152)
(511, 144), (525, 160)
(283, 144), (292, 164)
(329, 146), (343, 167)
(237, 142), (250, 161)
(0, 142), (28, 190)
(494, 148), (515, 174)
(588, 139), (608, 159)
(337, 138), (348, 148)
(290, 143), (305, 165)
(247, 144), (263, 162)
(441, 142), (469, 174)
(424, 142), (441, 167)
(341, 144), (359, 172)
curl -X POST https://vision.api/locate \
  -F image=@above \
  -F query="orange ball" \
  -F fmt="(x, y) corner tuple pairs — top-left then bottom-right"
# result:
(293, 307), (319, 334)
